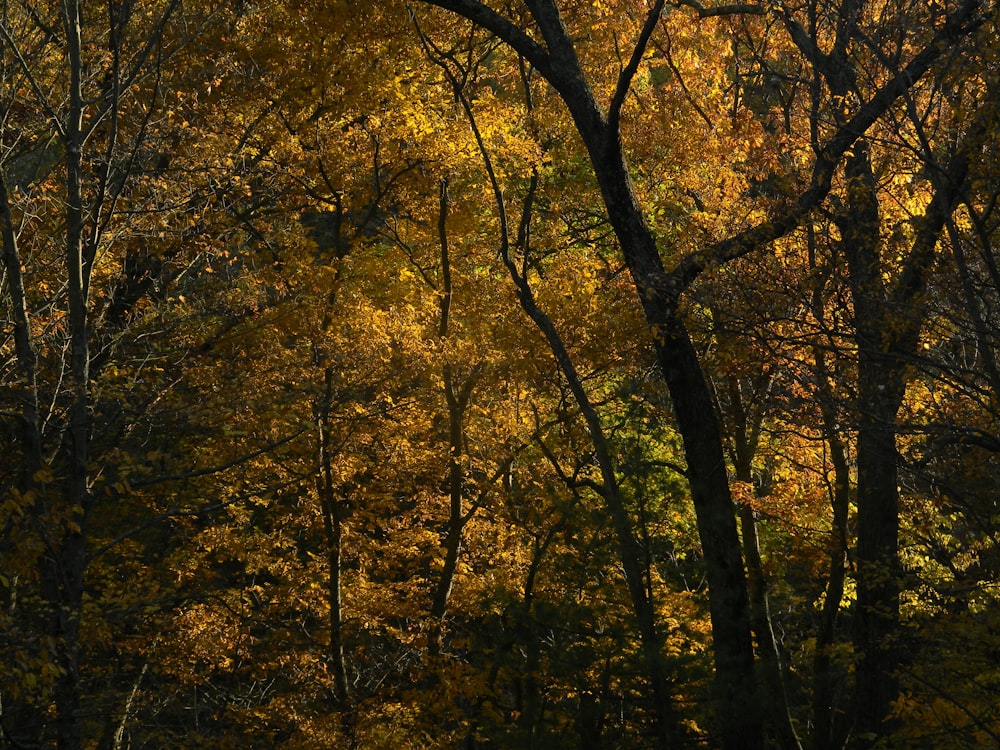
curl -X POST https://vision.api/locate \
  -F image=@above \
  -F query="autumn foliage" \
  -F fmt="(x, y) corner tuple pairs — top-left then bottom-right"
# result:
(2, 1), (1000, 749)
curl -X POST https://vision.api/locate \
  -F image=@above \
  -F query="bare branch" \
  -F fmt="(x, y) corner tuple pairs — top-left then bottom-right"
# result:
(0, 22), (64, 137)
(674, 0), (764, 17)
(413, 0), (552, 76)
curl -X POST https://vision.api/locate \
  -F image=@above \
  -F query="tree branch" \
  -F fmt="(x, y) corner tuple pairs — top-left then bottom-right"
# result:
(674, 0), (763, 17)
(666, 0), (986, 297)
(607, 0), (666, 136)
(413, 0), (552, 77)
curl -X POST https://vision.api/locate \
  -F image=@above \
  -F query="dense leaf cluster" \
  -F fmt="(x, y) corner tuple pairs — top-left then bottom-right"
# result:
(1, 1), (999, 748)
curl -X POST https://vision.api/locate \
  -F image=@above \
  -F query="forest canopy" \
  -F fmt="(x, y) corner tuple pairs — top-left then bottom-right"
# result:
(2, 0), (999, 748)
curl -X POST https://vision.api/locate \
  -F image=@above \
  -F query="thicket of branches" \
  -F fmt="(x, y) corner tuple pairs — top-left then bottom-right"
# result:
(2, 1), (999, 748)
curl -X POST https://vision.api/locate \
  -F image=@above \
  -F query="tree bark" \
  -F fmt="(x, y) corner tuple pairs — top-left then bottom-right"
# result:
(316, 367), (351, 704)
(51, 3), (90, 747)
(839, 133), (974, 745)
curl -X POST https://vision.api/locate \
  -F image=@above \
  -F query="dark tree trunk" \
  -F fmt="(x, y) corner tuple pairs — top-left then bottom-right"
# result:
(836, 146), (902, 744)
(851, 397), (902, 743)
(52, 4), (90, 746)
(811, 344), (853, 750)
(317, 366), (351, 704)
(559, 67), (759, 743)
(428, 179), (477, 655)
(428, 364), (476, 654)
(652, 320), (759, 749)
(839, 133), (973, 745)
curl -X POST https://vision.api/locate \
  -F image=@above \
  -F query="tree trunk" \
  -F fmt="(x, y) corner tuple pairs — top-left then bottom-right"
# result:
(52, 3), (90, 746)
(569, 103), (759, 744)
(653, 321), (759, 749)
(811, 348), (853, 750)
(428, 364), (476, 654)
(839, 136), (973, 745)
(317, 367), (351, 704)
(724, 375), (803, 750)
(837, 145), (902, 746)
(428, 180), (476, 655)
(851, 398), (902, 745)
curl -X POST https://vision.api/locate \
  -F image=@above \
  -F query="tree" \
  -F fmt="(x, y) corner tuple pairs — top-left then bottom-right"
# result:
(4, 1), (997, 747)
(0, 3), (255, 746)
(410, 0), (987, 746)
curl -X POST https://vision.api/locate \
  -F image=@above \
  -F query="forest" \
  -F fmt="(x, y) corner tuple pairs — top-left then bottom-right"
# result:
(1, 0), (999, 748)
